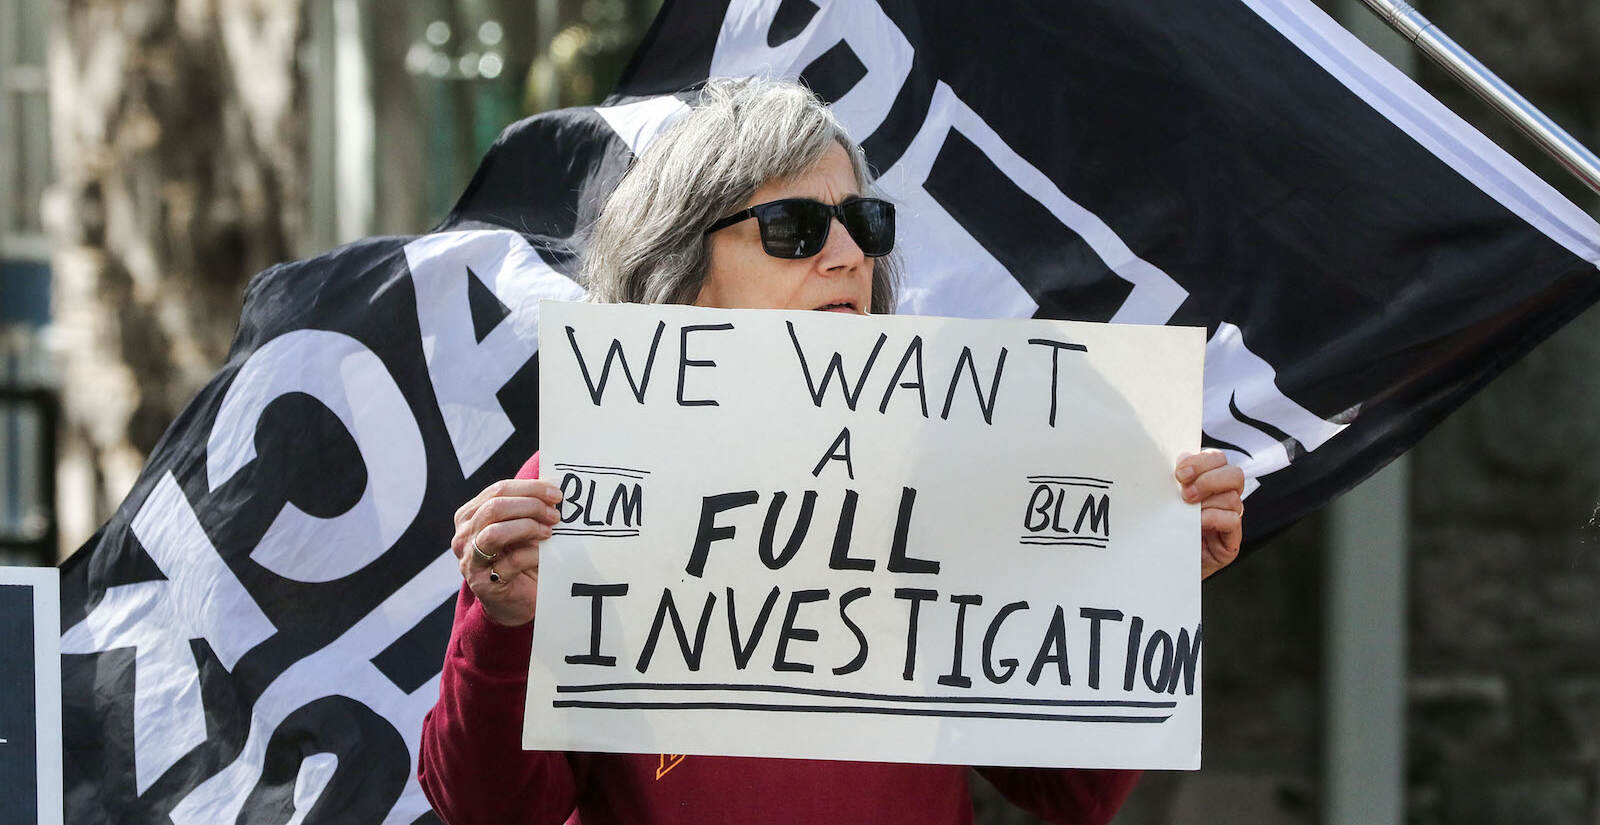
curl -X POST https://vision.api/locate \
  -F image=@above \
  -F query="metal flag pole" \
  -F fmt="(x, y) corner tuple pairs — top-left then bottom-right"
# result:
(1358, 0), (1600, 197)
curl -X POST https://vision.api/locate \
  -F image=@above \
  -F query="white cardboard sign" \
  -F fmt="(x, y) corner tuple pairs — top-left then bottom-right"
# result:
(0, 566), (63, 825)
(527, 302), (1204, 769)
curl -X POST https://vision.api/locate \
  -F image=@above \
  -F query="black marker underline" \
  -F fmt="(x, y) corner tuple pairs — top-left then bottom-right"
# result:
(1026, 476), (1112, 487)
(553, 463), (651, 478)
(551, 700), (1169, 723)
(1019, 539), (1109, 547)
(556, 682), (1176, 709)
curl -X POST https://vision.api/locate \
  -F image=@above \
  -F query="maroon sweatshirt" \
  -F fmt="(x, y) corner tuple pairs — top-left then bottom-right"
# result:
(417, 455), (1142, 825)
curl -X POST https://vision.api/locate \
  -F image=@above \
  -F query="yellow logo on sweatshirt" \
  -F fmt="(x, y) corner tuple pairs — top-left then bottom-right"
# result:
(656, 754), (687, 780)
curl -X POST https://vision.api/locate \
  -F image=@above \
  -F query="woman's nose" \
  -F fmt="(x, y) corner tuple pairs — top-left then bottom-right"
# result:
(817, 217), (866, 271)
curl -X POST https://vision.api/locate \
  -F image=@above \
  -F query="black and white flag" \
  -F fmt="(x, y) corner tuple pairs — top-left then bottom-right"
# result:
(59, 0), (1600, 822)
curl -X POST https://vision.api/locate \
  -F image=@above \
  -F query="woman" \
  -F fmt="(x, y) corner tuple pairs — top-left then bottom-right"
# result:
(418, 77), (1245, 825)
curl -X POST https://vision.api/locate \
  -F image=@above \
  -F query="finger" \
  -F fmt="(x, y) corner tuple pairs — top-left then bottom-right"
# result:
(453, 481), (505, 526)
(473, 518), (553, 560)
(1201, 539), (1241, 580)
(1200, 506), (1243, 543)
(1194, 463), (1246, 496)
(1198, 489), (1243, 515)
(467, 561), (520, 592)
(473, 495), (562, 531)
(521, 479), (566, 507)
(491, 543), (542, 579)
(452, 481), (514, 557)
(458, 479), (564, 523)
(454, 479), (564, 555)
(1183, 463), (1245, 503)
(1175, 448), (1229, 484)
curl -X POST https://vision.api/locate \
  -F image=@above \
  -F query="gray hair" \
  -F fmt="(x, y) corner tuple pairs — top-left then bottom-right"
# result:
(580, 77), (901, 313)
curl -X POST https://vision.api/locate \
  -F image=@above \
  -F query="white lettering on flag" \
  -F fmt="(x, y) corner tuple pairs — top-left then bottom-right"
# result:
(166, 552), (459, 825)
(206, 329), (426, 582)
(595, 96), (690, 155)
(710, 0), (913, 140)
(1203, 323), (1349, 495)
(409, 230), (585, 478)
(61, 473), (277, 793)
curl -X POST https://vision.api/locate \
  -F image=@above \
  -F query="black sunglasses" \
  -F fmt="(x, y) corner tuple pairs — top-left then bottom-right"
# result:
(704, 197), (895, 259)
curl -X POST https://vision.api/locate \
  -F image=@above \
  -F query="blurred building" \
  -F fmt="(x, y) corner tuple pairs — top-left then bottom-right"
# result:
(0, 0), (55, 566)
(307, 0), (657, 250)
(29, 0), (654, 564)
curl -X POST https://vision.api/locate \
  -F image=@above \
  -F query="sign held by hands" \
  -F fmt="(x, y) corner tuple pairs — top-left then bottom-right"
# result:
(528, 302), (1204, 769)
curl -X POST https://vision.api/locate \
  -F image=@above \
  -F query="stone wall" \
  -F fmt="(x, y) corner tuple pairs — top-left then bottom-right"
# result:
(1407, 304), (1600, 824)
(1406, 1), (1599, 822)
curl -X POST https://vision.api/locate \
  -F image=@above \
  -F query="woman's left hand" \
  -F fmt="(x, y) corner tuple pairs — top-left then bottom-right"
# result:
(1175, 449), (1245, 580)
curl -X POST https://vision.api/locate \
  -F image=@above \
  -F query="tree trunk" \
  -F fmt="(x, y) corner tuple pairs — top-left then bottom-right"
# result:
(48, 0), (306, 556)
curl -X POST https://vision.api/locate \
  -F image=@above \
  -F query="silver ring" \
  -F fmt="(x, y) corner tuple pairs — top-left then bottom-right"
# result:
(488, 567), (502, 584)
(472, 535), (498, 565)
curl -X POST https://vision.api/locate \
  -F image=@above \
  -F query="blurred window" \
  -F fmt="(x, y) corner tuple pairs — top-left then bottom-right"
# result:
(1, 0), (51, 257)
(0, 0), (57, 566)
(386, 0), (659, 228)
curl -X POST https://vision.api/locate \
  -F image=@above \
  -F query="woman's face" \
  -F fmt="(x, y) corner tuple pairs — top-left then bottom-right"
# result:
(696, 141), (874, 314)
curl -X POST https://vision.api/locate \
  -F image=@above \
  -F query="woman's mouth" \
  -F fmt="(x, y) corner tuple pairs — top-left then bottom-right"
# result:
(815, 301), (859, 313)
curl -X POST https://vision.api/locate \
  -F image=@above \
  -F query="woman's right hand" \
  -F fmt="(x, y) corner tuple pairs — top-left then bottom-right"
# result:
(452, 479), (565, 627)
